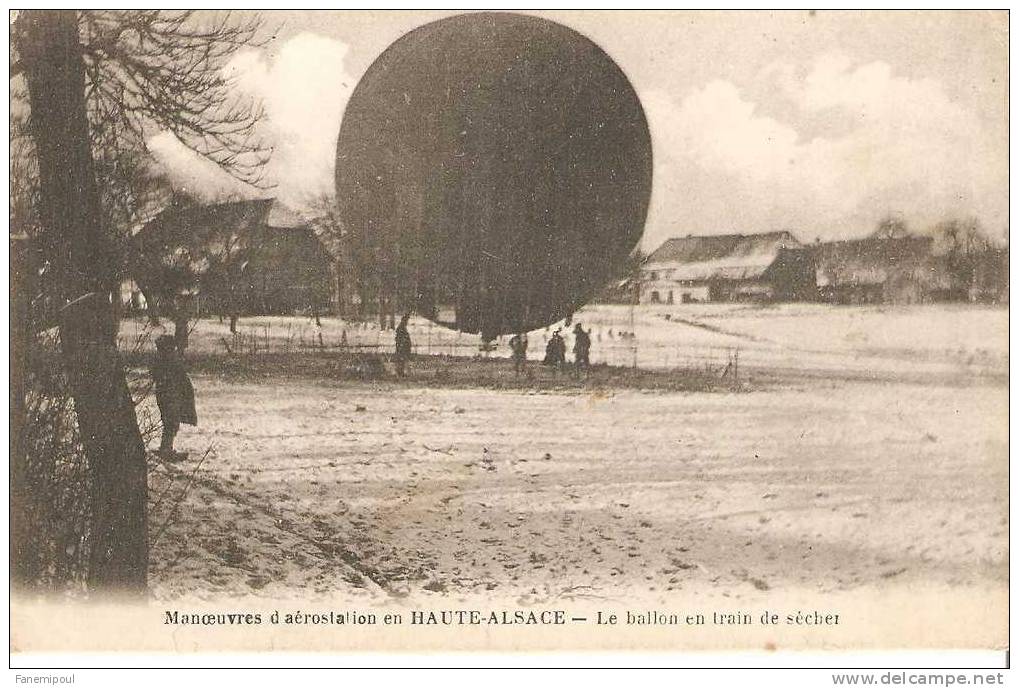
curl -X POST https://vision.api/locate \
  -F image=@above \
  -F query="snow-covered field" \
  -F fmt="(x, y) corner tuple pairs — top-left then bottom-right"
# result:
(142, 304), (1007, 618)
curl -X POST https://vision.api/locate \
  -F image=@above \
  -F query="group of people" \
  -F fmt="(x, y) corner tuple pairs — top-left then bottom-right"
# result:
(539, 322), (591, 373)
(395, 315), (593, 379)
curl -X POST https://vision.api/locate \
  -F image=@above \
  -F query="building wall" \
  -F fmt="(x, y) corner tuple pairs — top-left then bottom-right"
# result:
(244, 228), (334, 315)
(726, 280), (773, 301)
(639, 280), (710, 304)
(639, 274), (785, 304)
(190, 227), (335, 317)
(765, 248), (817, 301)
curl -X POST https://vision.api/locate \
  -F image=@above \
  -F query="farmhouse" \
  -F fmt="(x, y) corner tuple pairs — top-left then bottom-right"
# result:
(131, 198), (338, 317)
(810, 235), (942, 304)
(639, 231), (813, 304)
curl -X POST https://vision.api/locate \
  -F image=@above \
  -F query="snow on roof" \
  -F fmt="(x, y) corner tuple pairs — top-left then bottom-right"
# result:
(644, 231), (802, 282)
(132, 197), (326, 280)
(135, 198), (314, 245)
(264, 199), (307, 229)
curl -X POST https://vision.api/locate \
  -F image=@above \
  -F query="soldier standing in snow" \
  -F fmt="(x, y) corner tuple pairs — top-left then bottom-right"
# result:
(152, 334), (197, 460)
(573, 322), (591, 371)
(554, 329), (567, 369)
(394, 313), (412, 377)
(509, 332), (528, 376)
(544, 328), (566, 372)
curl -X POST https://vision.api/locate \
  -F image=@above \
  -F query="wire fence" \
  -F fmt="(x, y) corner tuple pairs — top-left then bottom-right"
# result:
(120, 311), (743, 383)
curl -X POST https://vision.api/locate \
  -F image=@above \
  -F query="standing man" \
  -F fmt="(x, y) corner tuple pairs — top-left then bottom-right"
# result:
(394, 313), (412, 377)
(151, 334), (197, 461)
(554, 329), (567, 371)
(573, 322), (591, 372)
(509, 332), (528, 376)
(544, 328), (566, 373)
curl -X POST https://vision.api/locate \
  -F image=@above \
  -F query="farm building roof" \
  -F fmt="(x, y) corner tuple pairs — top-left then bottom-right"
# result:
(644, 231), (803, 282)
(137, 196), (308, 234)
(134, 197), (313, 248)
(131, 197), (328, 279)
(264, 199), (307, 229)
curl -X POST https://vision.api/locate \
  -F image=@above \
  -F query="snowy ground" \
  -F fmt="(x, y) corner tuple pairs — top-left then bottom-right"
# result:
(139, 304), (1008, 619)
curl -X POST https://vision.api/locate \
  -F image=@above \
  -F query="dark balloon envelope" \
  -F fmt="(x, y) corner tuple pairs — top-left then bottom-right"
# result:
(335, 12), (652, 338)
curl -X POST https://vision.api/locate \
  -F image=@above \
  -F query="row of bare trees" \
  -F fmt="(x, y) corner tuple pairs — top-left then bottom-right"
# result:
(10, 10), (270, 594)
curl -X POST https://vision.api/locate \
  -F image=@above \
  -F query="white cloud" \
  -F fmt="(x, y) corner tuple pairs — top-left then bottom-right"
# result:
(223, 32), (355, 205)
(642, 53), (1007, 248)
(148, 32), (356, 208)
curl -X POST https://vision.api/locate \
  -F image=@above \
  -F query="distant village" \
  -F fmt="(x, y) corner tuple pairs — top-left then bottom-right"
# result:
(630, 221), (1008, 306)
(120, 196), (1009, 324)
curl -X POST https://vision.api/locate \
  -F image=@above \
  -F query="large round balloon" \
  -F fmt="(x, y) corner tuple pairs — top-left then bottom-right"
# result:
(335, 12), (652, 339)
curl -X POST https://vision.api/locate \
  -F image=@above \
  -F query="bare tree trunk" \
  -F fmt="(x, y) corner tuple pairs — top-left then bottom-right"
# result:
(20, 10), (148, 593)
(109, 287), (122, 343)
(138, 286), (161, 325)
(9, 235), (36, 587)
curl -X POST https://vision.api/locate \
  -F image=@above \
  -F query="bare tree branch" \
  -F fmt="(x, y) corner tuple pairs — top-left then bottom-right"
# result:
(77, 10), (272, 190)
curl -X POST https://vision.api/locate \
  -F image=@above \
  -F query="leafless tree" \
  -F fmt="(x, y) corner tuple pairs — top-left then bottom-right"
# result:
(11, 10), (270, 593)
(304, 193), (357, 320)
(78, 11), (268, 173)
(873, 215), (910, 240)
(932, 217), (993, 298)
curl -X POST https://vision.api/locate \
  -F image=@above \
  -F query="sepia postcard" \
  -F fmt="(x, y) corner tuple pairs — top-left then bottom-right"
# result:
(8, 9), (1009, 663)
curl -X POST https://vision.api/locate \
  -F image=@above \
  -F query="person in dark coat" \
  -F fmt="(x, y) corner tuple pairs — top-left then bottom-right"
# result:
(152, 334), (196, 460)
(543, 329), (566, 372)
(573, 322), (591, 371)
(394, 313), (412, 377)
(543, 336), (556, 366)
(509, 332), (528, 376)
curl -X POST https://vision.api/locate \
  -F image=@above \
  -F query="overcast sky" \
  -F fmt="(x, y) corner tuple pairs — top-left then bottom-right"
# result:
(150, 10), (1009, 249)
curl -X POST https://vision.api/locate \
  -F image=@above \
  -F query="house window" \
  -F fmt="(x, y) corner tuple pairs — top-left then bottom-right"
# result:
(650, 291), (660, 303)
(650, 271), (658, 280)
(667, 290), (674, 304)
